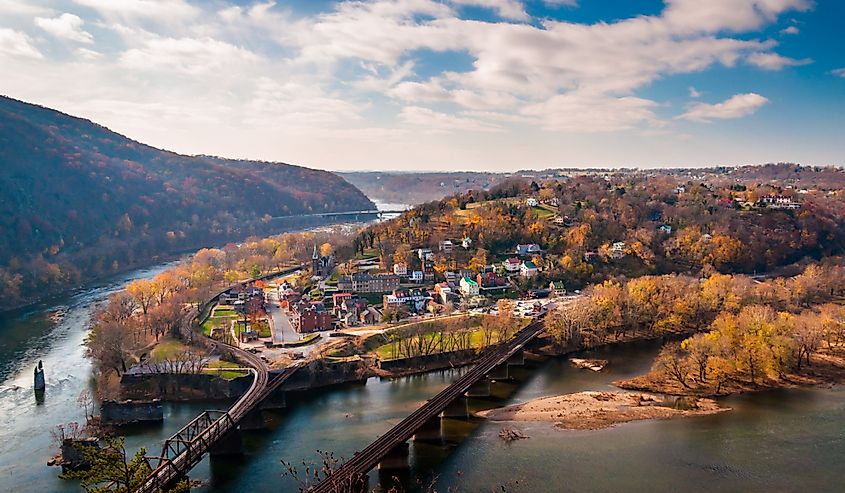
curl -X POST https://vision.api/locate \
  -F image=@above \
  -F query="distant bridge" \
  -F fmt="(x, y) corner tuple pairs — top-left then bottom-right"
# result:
(269, 209), (408, 221)
(309, 315), (547, 493)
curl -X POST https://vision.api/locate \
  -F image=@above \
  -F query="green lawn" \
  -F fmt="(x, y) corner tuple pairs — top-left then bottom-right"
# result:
(206, 360), (249, 380)
(532, 205), (556, 219)
(150, 339), (189, 362)
(374, 327), (508, 360)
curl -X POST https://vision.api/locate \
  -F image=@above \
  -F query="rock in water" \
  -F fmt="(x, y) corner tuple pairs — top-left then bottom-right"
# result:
(569, 358), (608, 371)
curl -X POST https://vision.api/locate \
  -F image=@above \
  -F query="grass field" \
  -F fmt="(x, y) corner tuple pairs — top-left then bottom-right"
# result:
(200, 304), (240, 335)
(374, 327), (508, 360)
(206, 360), (249, 380)
(150, 339), (189, 362)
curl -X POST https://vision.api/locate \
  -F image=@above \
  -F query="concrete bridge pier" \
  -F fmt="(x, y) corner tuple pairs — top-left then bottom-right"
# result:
(486, 363), (509, 381)
(412, 417), (443, 444)
(507, 348), (525, 366)
(377, 441), (410, 471)
(441, 396), (469, 418)
(239, 409), (266, 431)
(261, 390), (286, 410)
(210, 429), (243, 456)
(465, 379), (491, 398)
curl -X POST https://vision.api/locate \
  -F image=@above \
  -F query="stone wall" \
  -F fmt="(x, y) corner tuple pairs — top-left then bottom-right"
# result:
(279, 359), (369, 391)
(119, 373), (253, 401)
(100, 399), (164, 425)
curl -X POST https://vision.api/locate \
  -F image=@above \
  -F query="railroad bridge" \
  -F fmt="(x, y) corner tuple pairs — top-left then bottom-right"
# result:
(137, 335), (297, 492)
(308, 315), (548, 493)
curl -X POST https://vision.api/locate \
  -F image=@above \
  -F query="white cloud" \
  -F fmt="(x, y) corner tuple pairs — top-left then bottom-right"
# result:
(663, 0), (812, 34)
(0, 28), (42, 59)
(35, 13), (94, 44)
(545, 0), (578, 6)
(75, 47), (102, 60)
(450, 0), (528, 21)
(830, 68), (845, 79)
(781, 25), (799, 35)
(119, 36), (259, 74)
(399, 106), (503, 132)
(0, 0), (53, 16)
(679, 93), (769, 122)
(521, 91), (659, 132)
(747, 52), (811, 70)
(73, 0), (199, 22)
(689, 87), (701, 98)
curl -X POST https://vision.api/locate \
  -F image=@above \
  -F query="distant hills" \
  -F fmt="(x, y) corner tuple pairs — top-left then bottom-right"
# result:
(0, 96), (373, 310)
(339, 171), (513, 206)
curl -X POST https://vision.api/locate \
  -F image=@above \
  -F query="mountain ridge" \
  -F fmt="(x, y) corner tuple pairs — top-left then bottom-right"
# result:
(0, 95), (374, 310)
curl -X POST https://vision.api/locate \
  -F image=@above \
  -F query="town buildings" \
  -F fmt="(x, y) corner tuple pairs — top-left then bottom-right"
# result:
(459, 276), (480, 297)
(338, 273), (401, 293)
(290, 300), (332, 333)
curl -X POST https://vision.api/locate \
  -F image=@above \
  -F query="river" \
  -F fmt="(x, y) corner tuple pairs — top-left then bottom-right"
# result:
(1, 224), (844, 491)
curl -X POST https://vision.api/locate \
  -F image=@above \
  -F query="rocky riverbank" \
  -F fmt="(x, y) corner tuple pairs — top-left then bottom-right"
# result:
(477, 391), (726, 430)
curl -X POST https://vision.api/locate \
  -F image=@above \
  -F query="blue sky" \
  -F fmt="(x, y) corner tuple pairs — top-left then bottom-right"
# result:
(0, 0), (843, 170)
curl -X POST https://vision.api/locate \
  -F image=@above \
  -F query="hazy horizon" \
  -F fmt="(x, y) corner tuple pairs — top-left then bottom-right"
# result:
(1, 0), (843, 171)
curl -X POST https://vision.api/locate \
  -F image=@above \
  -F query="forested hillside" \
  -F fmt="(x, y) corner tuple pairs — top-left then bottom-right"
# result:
(339, 171), (511, 205)
(355, 169), (845, 290)
(0, 96), (373, 310)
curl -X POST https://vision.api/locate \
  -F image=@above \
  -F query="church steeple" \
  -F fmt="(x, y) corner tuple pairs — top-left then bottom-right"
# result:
(312, 244), (319, 260)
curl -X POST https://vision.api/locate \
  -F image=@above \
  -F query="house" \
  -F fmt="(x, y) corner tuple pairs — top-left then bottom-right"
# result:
(361, 306), (382, 325)
(584, 251), (599, 263)
(520, 261), (539, 277)
(610, 242), (627, 260)
(526, 197), (539, 207)
(544, 197), (560, 207)
(383, 289), (430, 312)
(658, 224), (673, 234)
(549, 281), (565, 296)
(410, 270), (424, 283)
(239, 330), (259, 343)
(291, 301), (332, 333)
(417, 248), (434, 261)
(476, 272), (509, 292)
(676, 186), (686, 194)
(461, 237), (472, 249)
(332, 292), (354, 314)
(439, 240), (454, 253)
(433, 282), (454, 303)
(459, 276), (480, 297)
(445, 271), (458, 284)
(393, 262), (408, 277)
(337, 273), (401, 293)
(759, 195), (802, 209)
(516, 244), (541, 256)
(503, 257), (522, 274)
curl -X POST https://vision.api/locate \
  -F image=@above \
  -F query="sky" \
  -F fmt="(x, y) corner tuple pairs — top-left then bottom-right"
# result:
(1, 0), (843, 171)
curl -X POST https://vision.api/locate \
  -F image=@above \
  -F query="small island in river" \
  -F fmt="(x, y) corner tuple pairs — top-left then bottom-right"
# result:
(478, 391), (727, 430)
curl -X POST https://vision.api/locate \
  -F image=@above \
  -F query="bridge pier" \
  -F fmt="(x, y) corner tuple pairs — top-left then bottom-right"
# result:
(465, 379), (491, 398)
(377, 441), (410, 471)
(507, 348), (525, 366)
(239, 409), (266, 431)
(261, 390), (286, 410)
(441, 396), (469, 419)
(210, 429), (243, 456)
(486, 362), (509, 381)
(412, 417), (442, 444)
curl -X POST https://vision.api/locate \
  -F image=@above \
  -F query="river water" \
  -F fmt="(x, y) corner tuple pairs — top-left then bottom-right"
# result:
(1, 232), (844, 491)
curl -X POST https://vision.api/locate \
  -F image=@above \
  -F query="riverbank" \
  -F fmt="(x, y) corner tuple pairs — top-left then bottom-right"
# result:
(478, 391), (726, 430)
(617, 345), (845, 397)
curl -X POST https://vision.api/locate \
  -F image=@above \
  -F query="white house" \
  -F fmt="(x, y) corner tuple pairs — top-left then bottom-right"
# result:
(439, 240), (454, 253)
(417, 248), (434, 260)
(410, 270), (424, 283)
(459, 276), (480, 297)
(610, 242), (626, 259)
(516, 243), (541, 256)
(503, 257), (522, 274)
(461, 237), (472, 249)
(393, 263), (408, 276)
(526, 197), (539, 207)
(520, 261), (539, 277)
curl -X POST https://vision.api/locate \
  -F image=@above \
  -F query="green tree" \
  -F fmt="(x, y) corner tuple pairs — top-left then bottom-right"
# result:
(62, 436), (188, 493)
